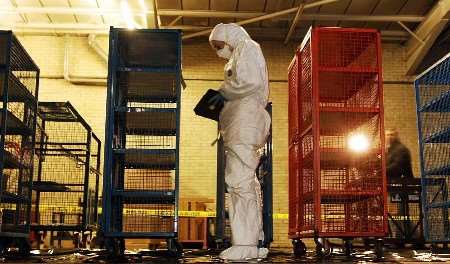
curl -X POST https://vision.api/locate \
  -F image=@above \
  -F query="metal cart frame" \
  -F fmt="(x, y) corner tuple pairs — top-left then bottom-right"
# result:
(102, 27), (182, 256)
(0, 30), (40, 255)
(386, 179), (424, 248)
(288, 27), (387, 258)
(415, 52), (450, 249)
(31, 101), (101, 248)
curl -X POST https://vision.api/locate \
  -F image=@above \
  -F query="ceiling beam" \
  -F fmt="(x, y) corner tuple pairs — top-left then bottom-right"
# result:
(284, 4), (304, 44)
(1, 22), (408, 40)
(0, 6), (426, 23)
(168, 16), (183, 26)
(159, 11), (425, 23)
(0, 6), (153, 15)
(159, 10), (425, 22)
(183, 0), (342, 39)
(152, 0), (159, 29)
(0, 23), (409, 35)
(405, 0), (450, 74)
(397, 21), (424, 44)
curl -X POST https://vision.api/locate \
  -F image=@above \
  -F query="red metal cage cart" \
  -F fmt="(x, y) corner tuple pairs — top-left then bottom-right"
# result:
(288, 27), (387, 258)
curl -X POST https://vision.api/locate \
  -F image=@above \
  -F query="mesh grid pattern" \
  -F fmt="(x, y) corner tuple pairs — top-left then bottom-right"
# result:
(104, 29), (180, 239)
(318, 30), (378, 70)
(300, 40), (312, 129)
(32, 103), (100, 230)
(121, 204), (175, 233)
(122, 169), (174, 191)
(387, 194), (422, 239)
(416, 54), (450, 242)
(423, 206), (450, 241)
(301, 203), (314, 231)
(87, 136), (101, 225)
(288, 55), (299, 144)
(0, 203), (28, 232)
(35, 191), (83, 226)
(0, 32), (38, 232)
(288, 144), (299, 233)
(288, 28), (385, 238)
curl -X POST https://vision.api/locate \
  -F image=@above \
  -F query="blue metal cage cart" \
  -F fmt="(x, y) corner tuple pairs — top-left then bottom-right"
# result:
(0, 31), (39, 255)
(415, 52), (450, 249)
(215, 103), (273, 249)
(31, 101), (101, 249)
(102, 27), (182, 256)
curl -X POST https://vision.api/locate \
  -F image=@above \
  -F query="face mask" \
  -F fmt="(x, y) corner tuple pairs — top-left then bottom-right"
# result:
(216, 45), (232, 60)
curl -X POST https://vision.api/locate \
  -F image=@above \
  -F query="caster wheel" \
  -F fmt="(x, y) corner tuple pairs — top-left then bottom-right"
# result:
(315, 238), (331, 258)
(73, 233), (81, 248)
(292, 239), (306, 257)
(105, 238), (117, 256)
(117, 238), (125, 255)
(167, 238), (182, 257)
(214, 240), (223, 250)
(363, 238), (371, 250)
(0, 238), (8, 255)
(431, 243), (439, 254)
(223, 239), (231, 249)
(375, 239), (384, 260)
(17, 238), (31, 257)
(81, 233), (88, 248)
(343, 239), (352, 257)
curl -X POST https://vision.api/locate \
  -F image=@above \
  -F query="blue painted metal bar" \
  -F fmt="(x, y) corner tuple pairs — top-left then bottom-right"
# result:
(102, 27), (182, 254)
(424, 127), (450, 143)
(416, 52), (450, 243)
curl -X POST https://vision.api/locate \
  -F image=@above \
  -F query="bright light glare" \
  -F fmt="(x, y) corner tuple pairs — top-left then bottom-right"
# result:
(138, 0), (148, 28)
(348, 134), (369, 152)
(120, 0), (135, 29)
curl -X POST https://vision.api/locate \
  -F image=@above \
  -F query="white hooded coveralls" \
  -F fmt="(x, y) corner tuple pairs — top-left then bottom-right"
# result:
(209, 23), (271, 260)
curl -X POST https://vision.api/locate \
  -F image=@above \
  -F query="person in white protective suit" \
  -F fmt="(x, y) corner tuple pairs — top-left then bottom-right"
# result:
(208, 23), (271, 261)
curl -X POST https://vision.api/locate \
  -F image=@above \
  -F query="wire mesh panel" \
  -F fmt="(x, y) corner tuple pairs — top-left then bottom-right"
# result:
(88, 134), (101, 226)
(103, 28), (181, 254)
(288, 27), (386, 256)
(288, 53), (300, 236)
(0, 31), (39, 245)
(415, 52), (450, 243)
(387, 180), (423, 244)
(32, 102), (101, 235)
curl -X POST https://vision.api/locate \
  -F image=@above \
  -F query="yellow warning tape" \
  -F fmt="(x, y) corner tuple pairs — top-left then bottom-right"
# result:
(37, 205), (289, 219)
(36, 206), (419, 221)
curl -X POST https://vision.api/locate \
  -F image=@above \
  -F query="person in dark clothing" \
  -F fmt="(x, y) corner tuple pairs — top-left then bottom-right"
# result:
(386, 129), (414, 183)
(386, 129), (418, 242)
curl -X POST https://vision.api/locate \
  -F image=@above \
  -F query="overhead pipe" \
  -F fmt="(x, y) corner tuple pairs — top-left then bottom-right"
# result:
(88, 34), (108, 62)
(64, 35), (106, 86)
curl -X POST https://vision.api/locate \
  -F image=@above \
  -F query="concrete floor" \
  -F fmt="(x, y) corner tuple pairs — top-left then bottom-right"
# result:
(2, 248), (450, 263)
